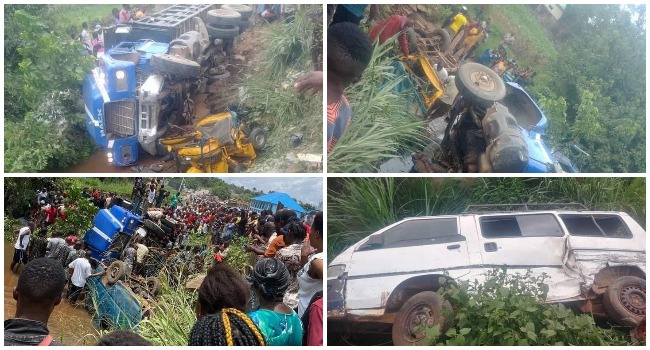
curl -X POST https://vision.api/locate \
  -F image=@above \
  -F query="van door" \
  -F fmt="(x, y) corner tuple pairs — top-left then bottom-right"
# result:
(475, 212), (573, 301)
(345, 217), (472, 311)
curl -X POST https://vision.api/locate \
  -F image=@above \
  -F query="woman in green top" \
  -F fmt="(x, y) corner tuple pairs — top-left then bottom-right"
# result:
(247, 258), (303, 346)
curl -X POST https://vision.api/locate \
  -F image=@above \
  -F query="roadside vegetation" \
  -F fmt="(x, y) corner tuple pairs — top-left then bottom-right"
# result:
(328, 40), (428, 172)
(236, 6), (322, 172)
(4, 5), (103, 172)
(424, 269), (636, 346)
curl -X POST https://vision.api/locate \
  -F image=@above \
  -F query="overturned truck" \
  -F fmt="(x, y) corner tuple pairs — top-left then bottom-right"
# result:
(83, 4), (255, 168)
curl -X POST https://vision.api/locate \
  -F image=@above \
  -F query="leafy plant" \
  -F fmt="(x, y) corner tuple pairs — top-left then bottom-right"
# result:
(424, 269), (634, 346)
(225, 236), (253, 274)
(4, 216), (21, 243)
(327, 39), (428, 172)
(55, 197), (99, 237)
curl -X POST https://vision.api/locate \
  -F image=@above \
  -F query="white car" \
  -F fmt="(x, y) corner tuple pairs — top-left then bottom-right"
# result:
(328, 205), (646, 345)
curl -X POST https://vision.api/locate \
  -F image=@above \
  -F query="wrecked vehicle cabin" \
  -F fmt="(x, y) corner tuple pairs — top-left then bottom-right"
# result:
(328, 204), (646, 345)
(83, 4), (264, 172)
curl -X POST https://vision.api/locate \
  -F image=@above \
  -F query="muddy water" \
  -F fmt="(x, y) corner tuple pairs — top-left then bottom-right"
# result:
(60, 148), (161, 173)
(4, 243), (98, 345)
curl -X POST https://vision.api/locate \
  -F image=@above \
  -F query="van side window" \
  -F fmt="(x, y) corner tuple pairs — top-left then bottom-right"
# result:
(358, 218), (460, 250)
(560, 214), (632, 238)
(480, 214), (563, 238)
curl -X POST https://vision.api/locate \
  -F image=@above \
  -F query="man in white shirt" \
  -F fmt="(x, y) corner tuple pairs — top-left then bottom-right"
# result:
(11, 223), (34, 273)
(68, 252), (93, 304)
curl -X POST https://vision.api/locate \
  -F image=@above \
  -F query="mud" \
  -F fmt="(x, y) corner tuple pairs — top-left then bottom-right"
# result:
(4, 243), (98, 345)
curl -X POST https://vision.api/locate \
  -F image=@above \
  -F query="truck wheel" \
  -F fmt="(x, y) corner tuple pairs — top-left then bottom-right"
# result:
(106, 260), (126, 285)
(455, 62), (506, 108)
(207, 23), (240, 40)
(221, 4), (253, 20)
(431, 28), (451, 52)
(151, 54), (201, 79)
(603, 276), (646, 327)
(206, 9), (241, 26)
(146, 277), (162, 297)
(143, 219), (166, 238)
(238, 19), (251, 34)
(392, 291), (451, 346)
(248, 128), (267, 150)
(170, 31), (202, 59)
(161, 217), (176, 228)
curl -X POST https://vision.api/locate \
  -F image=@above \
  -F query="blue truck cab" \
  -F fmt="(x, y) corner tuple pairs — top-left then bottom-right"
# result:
(83, 204), (141, 263)
(86, 267), (144, 329)
(83, 40), (169, 166)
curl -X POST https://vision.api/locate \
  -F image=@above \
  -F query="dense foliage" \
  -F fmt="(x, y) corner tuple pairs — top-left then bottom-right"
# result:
(529, 5), (646, 172)
(328, 177), (645, 260)
(424, 269), (634, 345)
(5, 6), (96, 172)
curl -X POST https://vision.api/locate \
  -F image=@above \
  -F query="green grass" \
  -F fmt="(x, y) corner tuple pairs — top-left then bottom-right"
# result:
(47, 4), (118, 28)
(474, 5), (558, 68)
(327, 39), (429, 172)
(66, 178), (133, 197)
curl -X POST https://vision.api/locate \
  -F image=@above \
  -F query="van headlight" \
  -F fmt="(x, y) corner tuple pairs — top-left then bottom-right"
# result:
(328, 264), (347, 279)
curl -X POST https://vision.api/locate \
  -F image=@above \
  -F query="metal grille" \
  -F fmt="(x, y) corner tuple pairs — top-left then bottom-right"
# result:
(105, 100), (136, 136)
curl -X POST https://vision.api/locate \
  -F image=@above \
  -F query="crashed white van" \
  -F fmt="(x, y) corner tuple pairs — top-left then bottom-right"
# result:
(328, 205), (646, 345)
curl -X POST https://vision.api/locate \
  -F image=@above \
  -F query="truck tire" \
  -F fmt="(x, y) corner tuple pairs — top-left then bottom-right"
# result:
(431, 28), (451, 52)
(455, 62), (506, 108)
(206, 9), (241, 26)
(603, 276), (646, 327)
(221, 4), (253, 20)
(206, 23), (240, 40)
(146, 277), (162, 297)
(151, 54), (201, 79)
(161, 217), (177, 228)
(106, 260), (126, 285)
(143, 219), (166, 238)
(170, 31), (202, 59)
(392, 291), (451, 346)
(248, 128), (267, 150)
(238, 19), (251, 34)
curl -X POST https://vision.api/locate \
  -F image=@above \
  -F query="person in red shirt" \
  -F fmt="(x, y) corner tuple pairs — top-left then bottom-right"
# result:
(44, 205), (57, 227)
(368, 14), (416, 56)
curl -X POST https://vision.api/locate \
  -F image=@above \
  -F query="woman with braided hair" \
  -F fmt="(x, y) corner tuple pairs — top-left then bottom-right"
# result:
(247, 258), (303, 345)
(275, 218), (307, 310)
(188, 308), (266, 346)
(189, 264), (266, 346)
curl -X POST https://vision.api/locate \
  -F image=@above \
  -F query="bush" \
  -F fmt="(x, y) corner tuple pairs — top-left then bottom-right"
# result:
(424, 269), (634, 346)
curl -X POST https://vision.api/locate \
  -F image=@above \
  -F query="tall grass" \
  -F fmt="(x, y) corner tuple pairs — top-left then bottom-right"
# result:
(327, 40), (428, 172)
(137, 270), (198, 346)
(328, 177), (645, 260)
(237, 6), (322, 158)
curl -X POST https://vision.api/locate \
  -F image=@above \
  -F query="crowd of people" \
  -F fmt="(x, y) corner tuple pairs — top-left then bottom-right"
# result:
(5, 179), (323, 346)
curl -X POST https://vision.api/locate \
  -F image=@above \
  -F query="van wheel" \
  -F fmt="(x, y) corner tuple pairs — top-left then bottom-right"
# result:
(392, 291), (451, 346)
(106, 260), (126, 285)
(604, 276), (646, 327)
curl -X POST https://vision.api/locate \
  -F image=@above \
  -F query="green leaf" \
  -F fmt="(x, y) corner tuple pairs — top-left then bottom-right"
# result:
(460, 328), (471, 335)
